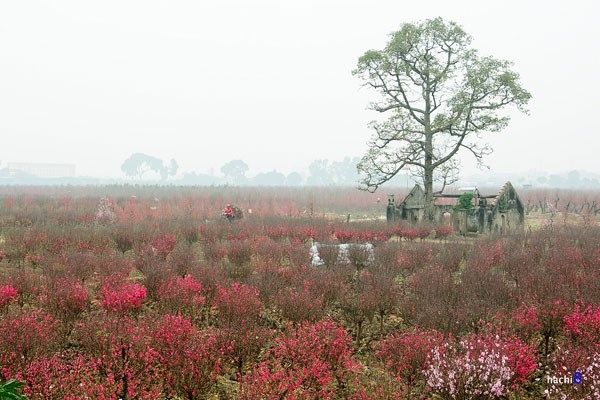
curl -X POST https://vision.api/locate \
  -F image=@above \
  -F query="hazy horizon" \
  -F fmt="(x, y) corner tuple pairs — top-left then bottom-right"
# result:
(2, 1), (599, 179)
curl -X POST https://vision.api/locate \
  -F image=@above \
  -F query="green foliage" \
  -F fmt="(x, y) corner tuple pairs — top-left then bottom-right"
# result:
(0, 380), (26, 400)
(455, 192), (474, 211)
(354, 17), (531, 195)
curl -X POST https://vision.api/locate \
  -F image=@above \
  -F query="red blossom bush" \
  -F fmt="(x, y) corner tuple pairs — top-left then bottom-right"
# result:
(3, 189), (600, 398)
(45, 278), (89, 319)
(20, 354), (115, 399)
(226, 239), (254, 267)
(100, 281), (147, 313)
(334, 230), (354, 244)
(214, 283), (269, 373)
(0, 310), (60, 378)
(513, 304), (542, 333)
(157, 275), (205, 315)
(240, 320), (359, 400)
(151, 315), (231, 398)
(150, 233), (177, 260)
(202, 241), (227, 264)
(24, 253), (42, 265)
(564, 303), (600, 345)
(0, 284), (18, 309)
(272, 282), (324, 324)
(167, 241), (197, 276)
(434, 225), (454, 239)
(73, 315), (164, 399)
(214, 282), (263, 327)
(375, 328), (444, 384)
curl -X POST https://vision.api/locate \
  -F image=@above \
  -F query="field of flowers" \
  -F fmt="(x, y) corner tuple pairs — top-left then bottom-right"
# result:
(0, 187), (599, 399)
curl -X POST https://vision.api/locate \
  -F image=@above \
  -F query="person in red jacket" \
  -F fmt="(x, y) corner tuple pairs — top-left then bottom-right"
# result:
(223, 204), (234, 221)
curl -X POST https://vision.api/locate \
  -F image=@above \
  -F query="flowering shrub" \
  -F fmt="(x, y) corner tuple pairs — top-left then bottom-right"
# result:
(424, 334), (537, 398)
(21, 354), (115, 399)
(202, 241), (227, 264)
(510, 304), (542, 339)
(226, 239), (254, 267)
(151, 315), (231, 398)
(564, 304), (600, 345)
(334, 230), (354, 244)
(45, 279), (89, 319)
(167, 242), (197, 276)
(375, 328), (444, 384)
(434, 225), (454, 239)
(100, 281), (147, 313)
(0, 310), (60, 377)
(3, 189), (600, 398)
(546, 343), (600, 400)
(240, 320), (359, 400)
(24, 253), (42, 266)
(400, 227), (420, 241)
(0, 284), (18, 309)
(215, 283), (268, 372)
(157, 275), (205, 315)
(214, 283), (263, 327)
(72, 315), (164, 398)
(150, 233), (177, 260)
(272, 282), (324, 324)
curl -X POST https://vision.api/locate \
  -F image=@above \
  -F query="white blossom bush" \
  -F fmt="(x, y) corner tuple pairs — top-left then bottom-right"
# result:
(95, 197), (116, 223)
(424, 334), (536, 399)
(545, 345), (600, 400)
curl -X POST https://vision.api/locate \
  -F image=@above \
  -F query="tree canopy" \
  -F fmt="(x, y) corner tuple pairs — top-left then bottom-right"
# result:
(354, 17), (530, 217)
(120, 153), (178, 180)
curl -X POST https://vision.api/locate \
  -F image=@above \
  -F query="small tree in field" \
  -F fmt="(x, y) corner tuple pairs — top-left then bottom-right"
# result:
(354, 17), (530, 219)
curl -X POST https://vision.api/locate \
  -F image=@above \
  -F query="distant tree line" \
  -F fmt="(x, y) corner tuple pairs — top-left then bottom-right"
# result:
(121, 153), (178, 181)
(120, 154), (412, 187)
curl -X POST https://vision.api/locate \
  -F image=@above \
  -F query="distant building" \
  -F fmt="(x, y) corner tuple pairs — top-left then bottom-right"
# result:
(387, 182), (524, 235)
(7, 163), (76, 178)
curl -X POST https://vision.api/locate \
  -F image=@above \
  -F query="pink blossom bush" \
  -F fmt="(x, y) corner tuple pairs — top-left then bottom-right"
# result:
(424, 334), (537, 399)
(546, 344), (600, 400)
(434, 225), (454, 239)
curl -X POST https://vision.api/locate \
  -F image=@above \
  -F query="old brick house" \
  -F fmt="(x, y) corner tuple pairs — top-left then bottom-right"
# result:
(387, 182), (524, 234)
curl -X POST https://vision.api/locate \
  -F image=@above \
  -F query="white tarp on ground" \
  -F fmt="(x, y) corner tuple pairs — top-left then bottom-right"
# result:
(309, 242), (374, 267)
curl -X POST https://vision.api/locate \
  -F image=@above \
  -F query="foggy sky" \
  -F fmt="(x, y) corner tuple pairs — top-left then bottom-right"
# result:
(1, 0), (598, 178)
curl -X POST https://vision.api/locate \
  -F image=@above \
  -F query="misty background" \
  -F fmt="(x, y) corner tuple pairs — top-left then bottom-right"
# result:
(1, 1), (599, 188)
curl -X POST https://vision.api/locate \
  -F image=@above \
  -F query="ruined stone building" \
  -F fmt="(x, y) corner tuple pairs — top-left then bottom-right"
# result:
(387, 182), (524, 234)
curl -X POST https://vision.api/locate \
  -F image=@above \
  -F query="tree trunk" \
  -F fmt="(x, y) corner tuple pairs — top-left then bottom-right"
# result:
(424, 165), (434, 221)
(423, 92), (435, 221)
(423, 129), (435, 221)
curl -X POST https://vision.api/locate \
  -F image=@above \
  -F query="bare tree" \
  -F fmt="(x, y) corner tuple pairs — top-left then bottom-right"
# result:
(354, 17), (531, 219)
